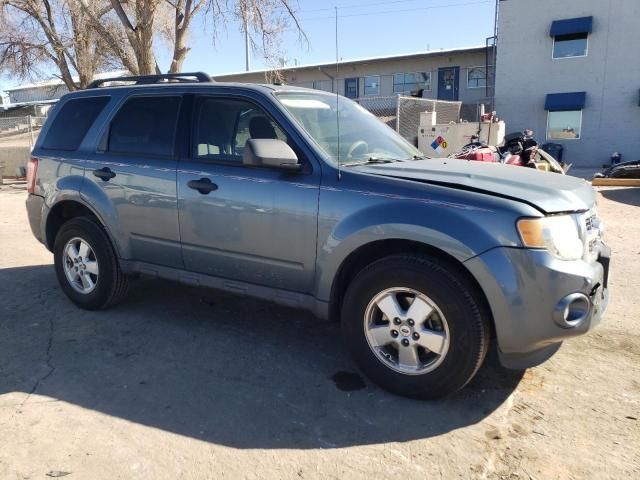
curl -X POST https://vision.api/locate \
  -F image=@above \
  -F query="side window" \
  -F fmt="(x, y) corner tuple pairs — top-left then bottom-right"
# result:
(194, 97), (286, 163)
(108, 96), (181, 156)
(42, 96), (110, 151)
(233, 107), (287, 156)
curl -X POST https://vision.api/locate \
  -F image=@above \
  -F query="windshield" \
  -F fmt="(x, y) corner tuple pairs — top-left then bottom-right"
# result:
(276, 92), (423, 165)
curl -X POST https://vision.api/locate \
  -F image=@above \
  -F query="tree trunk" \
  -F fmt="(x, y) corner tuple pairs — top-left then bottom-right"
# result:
(169, 0), (188, 73)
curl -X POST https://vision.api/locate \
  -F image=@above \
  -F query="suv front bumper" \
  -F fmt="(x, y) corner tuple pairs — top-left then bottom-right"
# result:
(464, 244), (610, 369)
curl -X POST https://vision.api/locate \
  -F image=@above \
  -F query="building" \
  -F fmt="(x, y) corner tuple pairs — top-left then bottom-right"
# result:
(1, 71), (128, 112)
(5, 79), (69, 106)
(213, 46), (494, 106)
(495, 0), (640, 167)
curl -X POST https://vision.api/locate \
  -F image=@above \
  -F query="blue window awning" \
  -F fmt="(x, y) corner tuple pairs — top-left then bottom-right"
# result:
(550, 16), (593, 36)
(545, 92), (586, 111)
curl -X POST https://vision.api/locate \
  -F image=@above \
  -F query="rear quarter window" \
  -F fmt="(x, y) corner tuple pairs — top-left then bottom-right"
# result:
(42, 96), (110, 151)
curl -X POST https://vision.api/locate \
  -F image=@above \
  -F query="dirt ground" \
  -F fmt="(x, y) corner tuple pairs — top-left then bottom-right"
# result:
(0, 185), (638, 480)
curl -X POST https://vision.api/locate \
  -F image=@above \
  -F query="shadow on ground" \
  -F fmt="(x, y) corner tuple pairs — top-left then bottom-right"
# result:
(599, 187), (640, 207)
(0, 265), (523, 449)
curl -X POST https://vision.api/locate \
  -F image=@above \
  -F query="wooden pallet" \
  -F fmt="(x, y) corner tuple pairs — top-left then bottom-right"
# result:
(591, 178), (640, 187)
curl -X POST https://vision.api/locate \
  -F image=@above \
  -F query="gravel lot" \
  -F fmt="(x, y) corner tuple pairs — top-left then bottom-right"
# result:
(0, 185), (638, 479)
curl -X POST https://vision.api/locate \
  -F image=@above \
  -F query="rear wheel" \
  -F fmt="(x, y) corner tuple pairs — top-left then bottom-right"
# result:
(54, 217), (130, 310)
(341, 254), (490, 399)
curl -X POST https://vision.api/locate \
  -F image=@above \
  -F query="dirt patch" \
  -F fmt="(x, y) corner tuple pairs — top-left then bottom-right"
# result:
(0, 187), (638, 479)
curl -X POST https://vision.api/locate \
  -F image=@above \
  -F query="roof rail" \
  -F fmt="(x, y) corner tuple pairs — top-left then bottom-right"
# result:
(86, 72), (213, 89)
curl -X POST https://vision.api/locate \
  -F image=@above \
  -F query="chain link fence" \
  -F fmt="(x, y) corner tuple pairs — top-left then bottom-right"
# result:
(354, 95), (486, 146)
(0, 115), (46, 145)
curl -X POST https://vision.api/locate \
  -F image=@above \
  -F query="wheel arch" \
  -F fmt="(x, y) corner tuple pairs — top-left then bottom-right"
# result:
(45, 199), (119, 257)
(328, 239), (495, 336)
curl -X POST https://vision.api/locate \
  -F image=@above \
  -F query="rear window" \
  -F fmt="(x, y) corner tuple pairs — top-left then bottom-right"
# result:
(42, 96), (110, 151)
(107, 96), (181, 156)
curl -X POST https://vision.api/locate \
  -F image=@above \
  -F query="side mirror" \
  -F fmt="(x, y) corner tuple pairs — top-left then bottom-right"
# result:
(243, 139), (301, 171)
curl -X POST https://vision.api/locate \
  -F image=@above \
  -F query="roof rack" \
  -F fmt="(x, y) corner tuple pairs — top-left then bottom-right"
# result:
(87, 72), (213, 89)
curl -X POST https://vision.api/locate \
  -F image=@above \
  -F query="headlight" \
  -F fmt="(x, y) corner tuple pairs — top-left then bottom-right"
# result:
(517, 215), (584, 260)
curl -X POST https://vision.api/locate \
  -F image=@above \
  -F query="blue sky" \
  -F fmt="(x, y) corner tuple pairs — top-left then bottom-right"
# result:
(1, 0), (496, 90)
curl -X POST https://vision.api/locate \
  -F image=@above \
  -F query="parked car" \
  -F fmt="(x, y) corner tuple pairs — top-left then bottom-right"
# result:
(25, 73), (610, 399)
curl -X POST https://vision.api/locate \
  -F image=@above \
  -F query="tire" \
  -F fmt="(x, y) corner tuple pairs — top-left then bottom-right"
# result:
(53, 216), (130, 310)
(341, 253), (490, 399)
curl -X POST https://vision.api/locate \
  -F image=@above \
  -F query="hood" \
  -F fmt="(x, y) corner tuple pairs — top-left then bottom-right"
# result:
(354, 159), (595, 214)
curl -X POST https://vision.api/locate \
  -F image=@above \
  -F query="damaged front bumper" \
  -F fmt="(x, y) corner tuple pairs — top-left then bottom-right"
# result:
(464, 244), (611, 369)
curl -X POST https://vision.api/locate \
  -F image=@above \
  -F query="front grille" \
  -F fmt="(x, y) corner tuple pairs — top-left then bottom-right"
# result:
(585, 214), (596, 231)
(580, 209), (602, 262)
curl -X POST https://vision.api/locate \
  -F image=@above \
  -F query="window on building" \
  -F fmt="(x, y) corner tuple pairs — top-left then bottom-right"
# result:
(364, 76), (380, 96)
(550, 16), (592, 59)
(553, 33), (588, 59)
(467, 67), (486, 89)
(313, 80), (330, 91)
(42, 96), (110, 151)
(344, 78), (359, 99)
(546, 110), (582, 140)
(108, 96), (181, 156)
(393, 72), (431, 94)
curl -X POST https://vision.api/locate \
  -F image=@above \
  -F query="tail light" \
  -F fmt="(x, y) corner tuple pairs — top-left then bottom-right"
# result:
(27, 157), (38, 194)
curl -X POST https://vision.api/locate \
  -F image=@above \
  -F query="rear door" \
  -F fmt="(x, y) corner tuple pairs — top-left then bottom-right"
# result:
(82, 93), (183, 267)
(177, 93), (320, 293)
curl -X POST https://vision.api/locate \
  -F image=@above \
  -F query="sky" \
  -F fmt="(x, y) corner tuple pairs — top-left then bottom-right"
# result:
(0, 0), (496, 91)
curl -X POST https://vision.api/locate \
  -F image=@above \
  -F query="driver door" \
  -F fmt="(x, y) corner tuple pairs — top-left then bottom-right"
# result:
(177, 95), (321, 293)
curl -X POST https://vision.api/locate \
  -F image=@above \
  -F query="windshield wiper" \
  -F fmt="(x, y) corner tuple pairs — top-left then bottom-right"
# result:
(412, 155), (429, 160)
(344, 157), (400, 166)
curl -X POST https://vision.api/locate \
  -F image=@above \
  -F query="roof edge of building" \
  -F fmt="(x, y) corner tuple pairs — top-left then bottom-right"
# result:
(213, 45), (487, 79)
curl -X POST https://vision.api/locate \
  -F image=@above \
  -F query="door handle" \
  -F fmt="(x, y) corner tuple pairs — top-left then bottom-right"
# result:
(93, 167), (116, 181)
(187, 178), (218, 194)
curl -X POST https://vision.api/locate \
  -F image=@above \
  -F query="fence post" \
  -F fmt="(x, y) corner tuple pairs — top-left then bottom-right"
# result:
(395, 94), (401, 132)
(28, 115), (34, 149)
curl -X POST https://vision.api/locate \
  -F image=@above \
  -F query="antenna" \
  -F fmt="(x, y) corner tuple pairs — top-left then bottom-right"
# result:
(335, 6), (341, 180)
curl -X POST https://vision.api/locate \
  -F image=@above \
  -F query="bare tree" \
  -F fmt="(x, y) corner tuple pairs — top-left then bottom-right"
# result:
(0, 0), (305, 89)
(79, 0), (305, 76)
(207, 0), (307, 81)
(168, 0), (206, 73)
(0, 0), (115, 89)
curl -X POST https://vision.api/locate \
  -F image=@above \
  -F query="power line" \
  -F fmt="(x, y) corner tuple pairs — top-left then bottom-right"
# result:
(297, 0), (491, 22)
(298, 0), (432, 14)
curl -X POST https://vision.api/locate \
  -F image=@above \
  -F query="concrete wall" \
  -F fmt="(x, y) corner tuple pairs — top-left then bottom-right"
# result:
(214, 49), (492, 105)
(495, 0), (640, 167)
(0, 147), (30, 178)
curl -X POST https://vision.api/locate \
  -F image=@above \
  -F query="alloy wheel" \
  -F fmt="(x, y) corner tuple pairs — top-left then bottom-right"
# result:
(62, 237), (99, 294)
(363, 287), (450, 375)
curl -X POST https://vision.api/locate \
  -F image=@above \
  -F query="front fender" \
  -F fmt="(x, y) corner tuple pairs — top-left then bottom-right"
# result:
(313, 197), (519, 302)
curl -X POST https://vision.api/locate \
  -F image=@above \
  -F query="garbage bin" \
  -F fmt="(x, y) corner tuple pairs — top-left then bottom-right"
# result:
(541, 143), (564, 163)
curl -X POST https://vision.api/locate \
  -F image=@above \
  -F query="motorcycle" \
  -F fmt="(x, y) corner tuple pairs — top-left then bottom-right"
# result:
(451, 129), (568, 174)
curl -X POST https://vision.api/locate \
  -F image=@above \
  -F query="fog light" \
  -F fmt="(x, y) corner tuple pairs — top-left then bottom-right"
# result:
(553, 293), (591, 328)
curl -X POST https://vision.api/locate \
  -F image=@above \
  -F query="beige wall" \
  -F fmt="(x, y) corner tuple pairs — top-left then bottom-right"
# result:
(214, 49), (491, 104)
(0, 147), (30, 179)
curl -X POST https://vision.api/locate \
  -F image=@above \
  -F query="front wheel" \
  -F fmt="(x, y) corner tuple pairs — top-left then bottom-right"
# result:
(341, 254), (490, 399)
